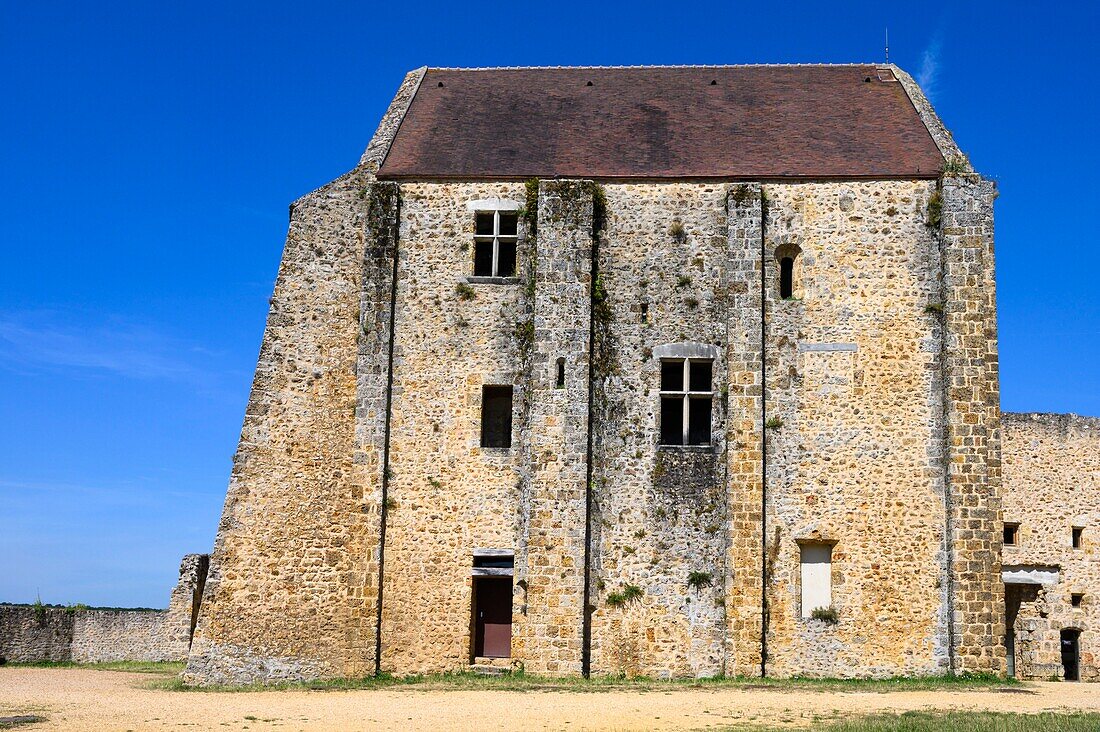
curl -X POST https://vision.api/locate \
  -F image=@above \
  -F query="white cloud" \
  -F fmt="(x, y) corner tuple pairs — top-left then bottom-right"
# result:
(917, 33), (943, 101)
(0, 309), (219, 385)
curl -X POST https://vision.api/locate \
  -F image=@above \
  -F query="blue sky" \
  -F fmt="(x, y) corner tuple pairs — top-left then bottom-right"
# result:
(1, 1), (1097, 607)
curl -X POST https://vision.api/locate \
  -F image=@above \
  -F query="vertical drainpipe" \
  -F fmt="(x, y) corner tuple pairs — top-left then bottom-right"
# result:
(374, 190), (400, 676)
(581, 186), (599, 678)
(758, 189), (769, 678)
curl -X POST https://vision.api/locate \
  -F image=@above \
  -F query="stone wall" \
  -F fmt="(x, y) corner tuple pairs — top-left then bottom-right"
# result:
(183, 68), (423, 686)
(375, 181), (528, 674)
(588, 182), (733, 679)
(761, 180), (952, 678)
(71, 610), (173, 663)
(1, 554), (208, 664)
(0, 607), (74, 663)
(182, 170), (381, 685)
(185, 173), (1005, 682)
(939, 175), (1004, 674)
(1002, 412), (1100, 681)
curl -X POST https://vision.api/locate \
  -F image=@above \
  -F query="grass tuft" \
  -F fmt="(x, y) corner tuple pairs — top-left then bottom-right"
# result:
(798, 711), (1100, 731)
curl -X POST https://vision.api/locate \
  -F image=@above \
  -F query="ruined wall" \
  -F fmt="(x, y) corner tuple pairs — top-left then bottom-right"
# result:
(73, 553), (208, 663)
(1, 554), (208, 663)
(0, 607), (73, 663)
(1002, 412), (1100, 680)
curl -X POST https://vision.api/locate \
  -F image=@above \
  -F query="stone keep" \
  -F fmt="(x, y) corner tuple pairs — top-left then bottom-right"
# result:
(183, 64), (1013, 684)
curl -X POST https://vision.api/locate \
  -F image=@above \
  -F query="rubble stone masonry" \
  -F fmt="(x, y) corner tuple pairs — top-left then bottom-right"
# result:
(184, 168), (1010, 682)
(1002, 413), (1099, 680)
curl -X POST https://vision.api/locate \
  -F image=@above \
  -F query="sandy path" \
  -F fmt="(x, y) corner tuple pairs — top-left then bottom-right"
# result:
(1, 669), (1098, 731)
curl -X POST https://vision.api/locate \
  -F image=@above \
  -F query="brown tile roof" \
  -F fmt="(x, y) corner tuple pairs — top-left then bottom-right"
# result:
(376, 65), (945, 180)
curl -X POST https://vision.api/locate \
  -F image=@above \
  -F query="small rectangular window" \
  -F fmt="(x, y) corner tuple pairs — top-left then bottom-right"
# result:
(474, 242), (495, 276)
(800, 544), (832, 618)
(475, 212), (495, 235)
(1003, 523), (1019, 546)
(1071, 593), (1084, 608)
(498, 212), (518, 236)
(659, 358), (713, 446)
(497, 241), (517, 277)
(660, 361), (683, 391)
(688, 398), (711, 445)
(1072, 526), (1083, 549)
(472, 210), (519, 278)
(473, 553), (514, 569)
(480, 386), (513, 448)
(689, 361), (712, 392)
(660, 397), (683, 445)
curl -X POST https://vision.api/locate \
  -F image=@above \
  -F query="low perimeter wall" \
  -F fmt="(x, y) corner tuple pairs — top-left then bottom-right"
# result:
(0, 553), (208, 664)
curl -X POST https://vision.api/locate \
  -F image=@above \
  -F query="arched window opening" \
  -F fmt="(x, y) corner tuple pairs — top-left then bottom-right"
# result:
(556, 358), (566, 389)
(780, 257), (794, 299)
(775, 244), (802, 300)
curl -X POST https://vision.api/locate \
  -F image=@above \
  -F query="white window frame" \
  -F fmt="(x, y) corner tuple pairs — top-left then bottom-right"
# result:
(659, 358), (713, 446)
(473, 209), (518, 278)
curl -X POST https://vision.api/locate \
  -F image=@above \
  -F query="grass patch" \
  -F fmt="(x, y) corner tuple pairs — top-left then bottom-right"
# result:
(8, 660), (184, 674)
(772, 711), (1100, 732)
(150, 669), (1016, 694)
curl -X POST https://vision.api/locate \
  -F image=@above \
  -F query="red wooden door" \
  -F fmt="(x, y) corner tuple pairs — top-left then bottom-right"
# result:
(473, 577), (512, 658)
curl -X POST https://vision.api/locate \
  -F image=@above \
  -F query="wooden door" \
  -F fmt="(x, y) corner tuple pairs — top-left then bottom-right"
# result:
(473, 577), (512, 659)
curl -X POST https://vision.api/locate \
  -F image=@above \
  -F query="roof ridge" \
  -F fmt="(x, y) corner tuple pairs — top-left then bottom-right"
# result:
(425, 63), (882, 72)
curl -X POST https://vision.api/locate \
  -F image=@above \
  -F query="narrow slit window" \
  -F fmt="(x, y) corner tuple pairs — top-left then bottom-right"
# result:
(780, 257), (794, 298)
(480, 386), (513, 448)
(800, 544), (833, 618)
(659, 358), (713, 446)
(1003, 523), (1019, 546)
(641, 303), (649, 324)
(473, 211), (519, 277)
(555, 358), (565, 389)
(775, 244), (801, 300)
(1072, 526), (1083, 549)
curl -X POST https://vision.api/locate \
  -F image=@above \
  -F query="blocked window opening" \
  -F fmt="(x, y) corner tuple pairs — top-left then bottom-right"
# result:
(800, 543), (833, 618)
(1071, 593), (1084, 608)
(1003, 523), (1019, 546)
(555, 358), (565, 388)
(473, 211), (518, 277)
(659, 358), (713, 446)
(480, 386), (513, 448)
(1072, 526), (1083, 549)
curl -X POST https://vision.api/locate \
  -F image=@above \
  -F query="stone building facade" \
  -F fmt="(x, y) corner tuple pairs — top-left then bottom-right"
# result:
(183, 63), (1027, 684)
(1001, 413), (1098, 681)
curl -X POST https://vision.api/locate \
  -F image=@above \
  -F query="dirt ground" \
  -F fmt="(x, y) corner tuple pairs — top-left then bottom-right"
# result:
(2, 668), (1099, 731)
